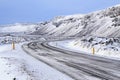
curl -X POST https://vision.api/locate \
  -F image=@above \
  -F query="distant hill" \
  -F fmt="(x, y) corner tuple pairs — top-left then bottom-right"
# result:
(0, 23), (40, 33)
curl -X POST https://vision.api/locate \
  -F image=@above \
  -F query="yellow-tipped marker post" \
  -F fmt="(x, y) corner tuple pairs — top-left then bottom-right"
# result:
(12, 42), (15, 50)
(92, 48), (95, 55)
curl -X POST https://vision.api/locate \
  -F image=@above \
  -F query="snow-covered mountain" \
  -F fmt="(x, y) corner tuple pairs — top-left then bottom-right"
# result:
(32, 4), (120, 38)
(0, 4), (120, 38)
(0, 23), (41, 33)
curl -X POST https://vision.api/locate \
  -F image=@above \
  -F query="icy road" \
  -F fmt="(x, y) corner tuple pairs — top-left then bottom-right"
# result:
(23, 41), (120, 80)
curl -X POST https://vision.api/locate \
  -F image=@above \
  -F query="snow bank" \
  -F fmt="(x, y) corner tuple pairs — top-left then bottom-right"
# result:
(0, 57), (31, 80)
(49, 40), (120, 60)
(0, 44), (11, 53)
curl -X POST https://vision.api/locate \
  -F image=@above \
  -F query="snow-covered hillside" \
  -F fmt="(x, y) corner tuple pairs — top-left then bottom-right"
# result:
(32, 4), (120, 38)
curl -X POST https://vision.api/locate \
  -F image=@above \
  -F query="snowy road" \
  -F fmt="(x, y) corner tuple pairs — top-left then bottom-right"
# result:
(23, 41), (120, 80)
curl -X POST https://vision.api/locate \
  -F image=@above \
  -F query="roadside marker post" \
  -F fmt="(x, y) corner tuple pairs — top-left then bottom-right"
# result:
(12, 42), (15, 50)
(92, 47), (95, 55)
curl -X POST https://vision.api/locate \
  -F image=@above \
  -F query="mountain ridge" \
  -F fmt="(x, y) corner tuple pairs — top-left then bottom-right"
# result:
(1, 4), (120, 38)
(32, 4), (120, 38)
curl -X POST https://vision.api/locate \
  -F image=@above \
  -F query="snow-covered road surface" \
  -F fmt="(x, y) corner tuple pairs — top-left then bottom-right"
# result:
(23, 41), (120, 80)
(0, 43), (73, 80)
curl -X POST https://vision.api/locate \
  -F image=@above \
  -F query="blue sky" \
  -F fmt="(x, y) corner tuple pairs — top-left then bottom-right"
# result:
(0, 0), (119, 25)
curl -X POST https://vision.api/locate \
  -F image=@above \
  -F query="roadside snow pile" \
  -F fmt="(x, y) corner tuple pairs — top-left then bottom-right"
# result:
(0, 43), (73, 80)
(80, 37), (120, 51)
(49, 37), (120, 59)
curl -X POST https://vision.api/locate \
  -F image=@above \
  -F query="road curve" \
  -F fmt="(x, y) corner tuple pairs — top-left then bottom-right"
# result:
(22, 41), (120, 80)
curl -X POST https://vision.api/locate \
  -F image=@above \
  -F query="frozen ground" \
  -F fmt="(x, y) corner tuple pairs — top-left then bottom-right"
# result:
(49, 39), (120, 60)
(0, 43), (73, 80)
